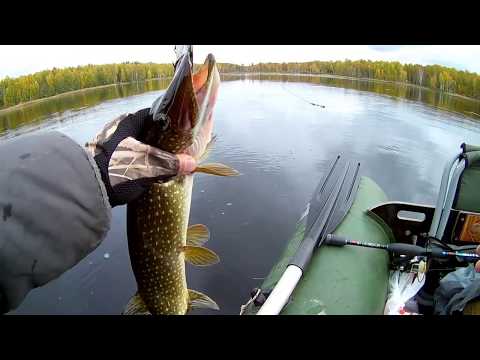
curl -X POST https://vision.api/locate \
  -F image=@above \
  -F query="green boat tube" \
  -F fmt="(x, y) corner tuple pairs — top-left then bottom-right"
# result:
(242, 176), (394, 315)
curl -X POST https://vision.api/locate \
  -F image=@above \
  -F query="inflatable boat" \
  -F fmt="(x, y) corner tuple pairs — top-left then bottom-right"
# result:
(241, 144), (480, 315)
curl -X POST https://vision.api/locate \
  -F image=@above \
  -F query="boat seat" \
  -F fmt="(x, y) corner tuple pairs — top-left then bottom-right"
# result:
(449, 144), (480, 315)
(429, 143), (480, 243)
(453, 144), (480, 213)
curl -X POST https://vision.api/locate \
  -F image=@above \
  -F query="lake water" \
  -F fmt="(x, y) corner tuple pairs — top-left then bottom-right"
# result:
(3, 74), (480, 315)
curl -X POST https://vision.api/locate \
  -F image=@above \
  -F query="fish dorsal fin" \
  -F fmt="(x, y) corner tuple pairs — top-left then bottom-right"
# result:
(123, 292), (151, 315)
(181, 245), (219, 266)
(198, 135), (217, 163)
(187, 224), (210, 246)
(188, 289), (219, 311)
(195, 163), (240, 177)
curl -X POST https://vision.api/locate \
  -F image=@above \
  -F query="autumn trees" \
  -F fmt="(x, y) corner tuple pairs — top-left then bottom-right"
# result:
(218, 60), (480, 100)
(1, 59), (479, 110)
(0, 62), (173, 109)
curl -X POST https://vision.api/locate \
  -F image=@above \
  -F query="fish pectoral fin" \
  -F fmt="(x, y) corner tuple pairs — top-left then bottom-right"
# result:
(194, 163), (240, 177)
(188, 289), (220, 311)
(187, 224), (210, 246)
(181, 245), (219, 266)
(123, 292), (151, 315)
(197, 135), (217, 163)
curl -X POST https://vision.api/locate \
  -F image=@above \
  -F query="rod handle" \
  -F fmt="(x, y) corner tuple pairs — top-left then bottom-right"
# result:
(324, 234), (348, 246)
(388, 243), (427, 257)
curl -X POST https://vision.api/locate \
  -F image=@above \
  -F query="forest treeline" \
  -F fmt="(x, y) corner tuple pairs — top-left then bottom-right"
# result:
(217, 60), (480, 100)
(1, 59), (479, 109)
(0, 62), (173, 109)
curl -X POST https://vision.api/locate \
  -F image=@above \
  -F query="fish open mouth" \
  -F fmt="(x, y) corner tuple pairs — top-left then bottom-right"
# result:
(148, 53), (218, 137)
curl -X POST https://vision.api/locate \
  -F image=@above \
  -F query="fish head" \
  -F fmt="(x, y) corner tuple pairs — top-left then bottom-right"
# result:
(145, 51), (220, 157)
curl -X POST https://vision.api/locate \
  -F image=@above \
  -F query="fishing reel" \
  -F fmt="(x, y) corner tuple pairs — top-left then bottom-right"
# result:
(389, 235), (479, 277)
(390, 254), (428, 275)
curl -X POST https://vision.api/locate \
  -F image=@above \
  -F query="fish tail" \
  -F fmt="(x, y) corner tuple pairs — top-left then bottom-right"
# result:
(188, 289), (219, 311)
(123, 292), (151, 315)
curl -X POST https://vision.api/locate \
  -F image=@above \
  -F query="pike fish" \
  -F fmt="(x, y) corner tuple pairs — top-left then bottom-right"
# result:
(124, 50), (238, 315)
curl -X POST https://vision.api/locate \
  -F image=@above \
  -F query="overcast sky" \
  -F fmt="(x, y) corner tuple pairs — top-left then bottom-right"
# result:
(1, 45), (479, 80)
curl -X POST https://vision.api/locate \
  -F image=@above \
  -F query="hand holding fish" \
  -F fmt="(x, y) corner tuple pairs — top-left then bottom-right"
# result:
(87, 108), (199, 207)
(108, 137), (197, 181)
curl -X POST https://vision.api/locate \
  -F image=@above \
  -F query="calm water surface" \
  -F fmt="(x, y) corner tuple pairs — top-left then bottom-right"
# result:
(3, 74), (480, 315)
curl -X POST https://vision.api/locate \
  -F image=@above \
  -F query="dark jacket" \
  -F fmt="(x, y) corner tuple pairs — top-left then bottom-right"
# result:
(0, 131), (111, 313)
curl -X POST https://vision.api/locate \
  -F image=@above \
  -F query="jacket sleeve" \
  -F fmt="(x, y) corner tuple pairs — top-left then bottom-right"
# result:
(0, 131), (112, 313)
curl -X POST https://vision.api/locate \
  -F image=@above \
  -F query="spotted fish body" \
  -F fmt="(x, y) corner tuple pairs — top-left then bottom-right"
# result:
(125, 51), (237, 315)
(127, 176), (194, 314)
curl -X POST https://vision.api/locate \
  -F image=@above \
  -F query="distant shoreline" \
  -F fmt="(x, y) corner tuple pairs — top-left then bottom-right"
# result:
(1, 73), (479, 114)
(221, 72), (480, 102)
(0, 77), (170, 114)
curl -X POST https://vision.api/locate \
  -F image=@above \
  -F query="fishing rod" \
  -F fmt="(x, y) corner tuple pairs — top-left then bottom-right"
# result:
(325, 234), (480, 263)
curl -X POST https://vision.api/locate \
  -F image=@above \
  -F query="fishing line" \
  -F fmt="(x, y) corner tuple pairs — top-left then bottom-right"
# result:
(281, 84), (326, 108)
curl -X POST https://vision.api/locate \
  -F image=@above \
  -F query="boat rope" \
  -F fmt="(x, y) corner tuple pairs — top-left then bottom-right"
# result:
(281, 84), (326, 108)
(239, 288), (262, 315)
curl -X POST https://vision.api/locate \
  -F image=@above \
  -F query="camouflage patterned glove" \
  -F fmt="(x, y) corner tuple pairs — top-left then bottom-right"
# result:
(87, 108), (196, 207)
